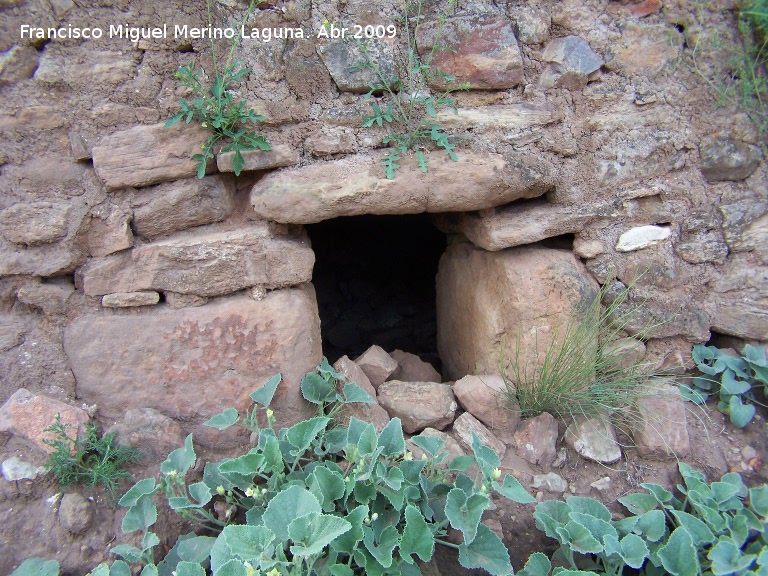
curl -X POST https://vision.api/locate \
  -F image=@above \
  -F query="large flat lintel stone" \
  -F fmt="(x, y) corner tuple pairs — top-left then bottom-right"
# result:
(250, 151), (554, 224)
(64, 288), (321, 448)
(444, 199), (616, 251)
(77, 223), (314, 297)
(435, 103), (562, 131)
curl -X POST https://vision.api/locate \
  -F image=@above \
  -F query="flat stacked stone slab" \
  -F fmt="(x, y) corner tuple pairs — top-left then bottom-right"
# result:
(76, 223), (314, 298)
(250, 151), (554, 224)
(64, 287), (321, 448)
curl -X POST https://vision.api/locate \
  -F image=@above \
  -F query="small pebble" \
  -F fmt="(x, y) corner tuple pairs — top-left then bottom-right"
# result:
(590, 476), (612, 492)
(742, 446), (758, 460)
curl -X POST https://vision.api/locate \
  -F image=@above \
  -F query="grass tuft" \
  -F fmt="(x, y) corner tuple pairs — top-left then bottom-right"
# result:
(503, 280), (667, 421)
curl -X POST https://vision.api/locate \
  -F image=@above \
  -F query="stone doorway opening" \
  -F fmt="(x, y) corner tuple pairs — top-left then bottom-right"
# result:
(305, 214), (447, 368)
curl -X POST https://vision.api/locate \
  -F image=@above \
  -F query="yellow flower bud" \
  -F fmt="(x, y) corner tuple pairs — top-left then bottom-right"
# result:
(216, 485), (225, 496)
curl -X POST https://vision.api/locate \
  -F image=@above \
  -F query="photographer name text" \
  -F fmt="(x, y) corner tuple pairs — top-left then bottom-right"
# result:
(19, 22), (397, 42)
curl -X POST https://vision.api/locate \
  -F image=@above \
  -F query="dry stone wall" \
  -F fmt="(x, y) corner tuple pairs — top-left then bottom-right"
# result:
(0, 0), (766, 536)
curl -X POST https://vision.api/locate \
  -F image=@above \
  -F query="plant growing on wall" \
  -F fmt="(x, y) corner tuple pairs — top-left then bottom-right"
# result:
(519, 462), (768, 575)
(166, 0), (271, 177)
(353, 0), (469, 179)
(44, 413), (141, 498)
(681, 343), (767, 427)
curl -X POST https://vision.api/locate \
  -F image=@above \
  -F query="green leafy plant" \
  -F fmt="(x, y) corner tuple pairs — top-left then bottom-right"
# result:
(504, 280), (665, 421)
(165, 0), (271, 177)
(43, 413), (141, 497)
(690, 0), (768, 134)
(681, 344), (768, 427)
(353, 0), (469, 179)
(92, 359), (533, 576)
(520, 462), (768, 576)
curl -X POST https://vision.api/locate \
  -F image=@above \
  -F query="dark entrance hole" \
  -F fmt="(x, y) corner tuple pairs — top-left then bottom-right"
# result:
(306, 214), (446, 367)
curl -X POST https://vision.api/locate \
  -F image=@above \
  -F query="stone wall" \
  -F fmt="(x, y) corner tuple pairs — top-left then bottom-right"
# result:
(0, 0), (766, 452)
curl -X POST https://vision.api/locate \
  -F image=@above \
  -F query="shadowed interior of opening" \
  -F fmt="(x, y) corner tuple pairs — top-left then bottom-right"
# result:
(306, 213), (446, 368)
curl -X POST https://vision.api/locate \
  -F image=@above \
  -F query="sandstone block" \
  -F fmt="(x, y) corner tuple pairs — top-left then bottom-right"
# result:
(92, 122), (213, 190)
(250, 151), (554, 224)
(675, 239), (729, 265)
(64, 288), (321, 448)
(512, 412), (558, 469)
(0, 202), (71, 246)
(0, 389), (89, 454)
(105, 407), (185, 465)
(631, 383), (690, 459)
(101, 292), (160, 308)
(564, 415), (621, 464)
(540, 35), (603, 90)
(0, 45), (38, 86)
(389, 350), (441, 383)
(446, 199), (613, 251)
(453, 375), (520, 436)
(0, 318), (25, 352)
(165, 292), (208, 309)
(700, 135), (762, 182)
(453, 412), (506, 460)
(377, 381), (456, 434)
(333, 355), (390, 432)
(131, 175), (236, 240)
(305, 129), (357, 157)
(17, 282), (74, 316)
(216, 144), (299, 173)
(604, 23), (681, 77)
(434, 103), (562, 132)
(436, 243), (599, 381)
(602, 338), (646, 371)
(86, 204), (133, 257)
(77, 223), (314, 298)
(417, 16), (523, 89)
(355, 345), (398, 389)
(720, 202), (768, 253)
(318, 38), (397, 93)
(514, 8), (551, 44)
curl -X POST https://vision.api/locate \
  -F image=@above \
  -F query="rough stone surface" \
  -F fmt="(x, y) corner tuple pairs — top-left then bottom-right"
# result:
(0, 389), (89, 454)
(700, 135), (763, 182)
(675, 239), (729, 265)
(417, 16), (524, 89)
(305, 128), (357, 157)
(216, 144), (299, 173)
(389, 350), (441, 383)
(377, 381), (457, 434)
(442, 199), (614, 251)
(540, 35), (603, 90)
(0, 202), (71, 246)
(333, 355), (390, 432)
(1, 457), (46, 481)
(165, 292), (208, 309)
(602, 338), (646, 371)
(17, 282), (74, 316)
(452, 411), (506, 460)
(436, 243), (599, 381)
(512, 412), (558, 469)
(64, 288), (321, 447)
(0, 45), (38, 85)
(131, 175), (236, 240)
(86, 204), (133, 257)
(92, 122), (212, 190)
(406, 428), (465, 467)
(615, 225), (671, 252)
(250, 151), (554, 224)
(434, 103), (562, 131)
(532, 472), (567, 493)
(604, 23), (681, 77)
(453, 375), (520, 435)
(573, 238), (605, 259)
(58, 493), (94, 535)
(318, 38), (397, 93)
(105, 408), (185, 465)
(720, 202), (768, 254)
(0, 319), (25, 352)
(631, 383), (690, 459)
(514, 8), (551, 44)
(354, 345), (398, 389)
(77, 224), (314, 298)
(564, 416), (622, 464)
(101, 291), (160, 308)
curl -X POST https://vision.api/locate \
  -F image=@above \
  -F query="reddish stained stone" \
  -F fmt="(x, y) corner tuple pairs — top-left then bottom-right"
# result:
(629, 0), (662, 17)
(417, 16), (523, 90)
